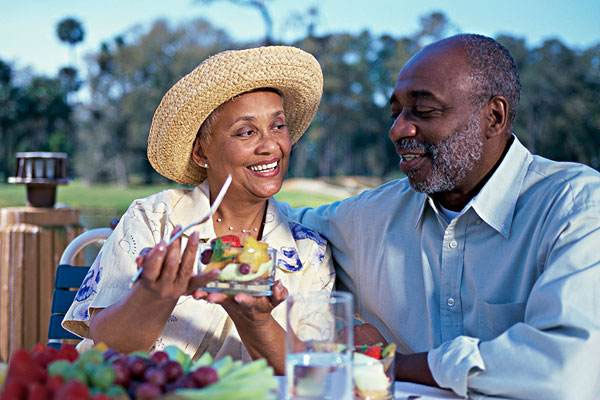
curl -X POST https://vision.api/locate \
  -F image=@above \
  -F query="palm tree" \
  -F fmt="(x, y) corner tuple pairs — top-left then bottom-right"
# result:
(56, 17), (85, 65)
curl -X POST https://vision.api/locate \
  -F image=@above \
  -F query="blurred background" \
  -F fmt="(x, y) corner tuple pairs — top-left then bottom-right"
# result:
(1, 0), (599, 227)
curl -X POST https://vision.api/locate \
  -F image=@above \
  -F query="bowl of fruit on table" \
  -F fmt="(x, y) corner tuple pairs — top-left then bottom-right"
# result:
(0, 343), (277, 400)
(353, 343), (397, 400)
(198, 235), (276, 296)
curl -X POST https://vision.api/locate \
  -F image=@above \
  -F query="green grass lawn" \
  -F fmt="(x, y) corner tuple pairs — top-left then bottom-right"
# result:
(0, 181), (341, 213)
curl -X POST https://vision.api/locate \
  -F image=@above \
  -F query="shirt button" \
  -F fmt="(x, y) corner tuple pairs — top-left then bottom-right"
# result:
(447, 297), (455, 307)
(449, 240), (458, 249)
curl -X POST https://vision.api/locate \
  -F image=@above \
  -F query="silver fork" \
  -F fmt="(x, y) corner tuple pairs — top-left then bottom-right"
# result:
(129, 174), (232, 286)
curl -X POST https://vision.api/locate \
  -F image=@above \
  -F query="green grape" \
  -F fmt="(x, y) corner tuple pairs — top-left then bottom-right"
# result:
(91, 364), (116, 389)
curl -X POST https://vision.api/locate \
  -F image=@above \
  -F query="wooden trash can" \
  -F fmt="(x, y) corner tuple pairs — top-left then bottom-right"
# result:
(0, 207), (83, 361)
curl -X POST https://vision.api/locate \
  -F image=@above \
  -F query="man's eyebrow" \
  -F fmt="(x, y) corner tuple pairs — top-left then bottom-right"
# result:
(409, 89), (438, 100)
(389, 90), (441, 105)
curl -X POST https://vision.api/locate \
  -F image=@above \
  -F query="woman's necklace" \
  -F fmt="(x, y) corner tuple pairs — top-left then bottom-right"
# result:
(215, 217), (259, 233)
(214, 206), (266, 235)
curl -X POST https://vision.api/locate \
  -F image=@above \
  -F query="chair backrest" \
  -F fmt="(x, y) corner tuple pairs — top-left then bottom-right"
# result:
(47, 264), (90, 349)
(59, 227), (113, 265)
(48, 226), (115, 348)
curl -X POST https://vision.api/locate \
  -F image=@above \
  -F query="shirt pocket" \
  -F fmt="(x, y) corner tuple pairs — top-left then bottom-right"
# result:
(477, 300), (526, 341)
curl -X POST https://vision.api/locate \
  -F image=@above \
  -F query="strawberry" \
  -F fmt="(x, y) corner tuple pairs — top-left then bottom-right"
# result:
(46, 375), (65, 396)
(54, 380), (90, 400)
(26, 382), (48, 400)
(56, 344), (79, 362)
(364, 345), (382, 360)
(5, 349), (46, 385)
(220, 235), (241, 247)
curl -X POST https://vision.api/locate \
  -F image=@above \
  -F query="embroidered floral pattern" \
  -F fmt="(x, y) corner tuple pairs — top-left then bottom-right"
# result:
(278, 247), (303, 271)
(74, 265), (101, 302)
(289, 221), (326, 246)
(288, 221), (327, 267)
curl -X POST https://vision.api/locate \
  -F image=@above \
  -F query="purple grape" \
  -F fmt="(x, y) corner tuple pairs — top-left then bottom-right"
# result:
(200, 249), (213, 264)
(150, 351), (169, 365)
(112, 362), (131, 387)
(238, 263), (251, 275)
(144, 367), (167, 387)
(190, 366), (219, 388)
(136, 382), (162, 399)
(128, 356), (150, 379)
(161, 360), (184, 382)
(102, 348), (120, 362)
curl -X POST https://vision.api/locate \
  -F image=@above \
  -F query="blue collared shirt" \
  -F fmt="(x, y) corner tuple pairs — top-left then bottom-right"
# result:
(280, 136), (600, 399)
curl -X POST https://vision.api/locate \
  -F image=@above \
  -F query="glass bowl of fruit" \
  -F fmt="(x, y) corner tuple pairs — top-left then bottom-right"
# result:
(197, 235), (277, 296)
(353, 343), (397, 400)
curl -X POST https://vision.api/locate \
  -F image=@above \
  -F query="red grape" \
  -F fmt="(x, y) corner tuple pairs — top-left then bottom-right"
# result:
(161, 360), (184, 382)
(144, 367), (167, 387)
(201, 249), (213, 264)
(136, 382), (163, 399)
(190, 366), (219, 388)
(238, 263), (251, 275)
(112, 362), (131, 387)
(128, 355), (150, 379)
(150, 351), (169, 365)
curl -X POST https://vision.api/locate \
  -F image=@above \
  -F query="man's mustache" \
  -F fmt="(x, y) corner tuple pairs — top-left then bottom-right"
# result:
(395, 139), (434, 154)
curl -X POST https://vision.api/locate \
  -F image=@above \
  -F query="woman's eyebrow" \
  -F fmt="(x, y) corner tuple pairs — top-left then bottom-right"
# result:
(228, 110), (285, 127)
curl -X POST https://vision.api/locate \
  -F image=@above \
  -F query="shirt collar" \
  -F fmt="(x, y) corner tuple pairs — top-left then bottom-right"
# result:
(168, 181), (214, 240)
(414, 135), (532, 237)
(469, 135), (532, 238)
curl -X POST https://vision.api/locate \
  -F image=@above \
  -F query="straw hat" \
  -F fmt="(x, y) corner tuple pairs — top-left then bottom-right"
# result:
(147, 46), (323, 185)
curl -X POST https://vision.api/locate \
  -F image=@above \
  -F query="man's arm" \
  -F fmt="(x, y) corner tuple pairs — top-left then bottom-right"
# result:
(429, 205), (600, 399)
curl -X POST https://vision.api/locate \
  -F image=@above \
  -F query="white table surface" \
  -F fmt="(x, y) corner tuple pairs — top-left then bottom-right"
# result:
(277, 377), (462, 399)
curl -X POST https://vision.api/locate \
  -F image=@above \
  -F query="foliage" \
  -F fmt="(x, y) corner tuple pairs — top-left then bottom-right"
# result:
(0, 61), (74, 180)
(56, 17), (85, 46)
(0, 11), (598, 185)
(74, 18), (233, 185)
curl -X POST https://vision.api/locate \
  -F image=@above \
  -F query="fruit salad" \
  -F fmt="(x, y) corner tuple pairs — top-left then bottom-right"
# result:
(198, 235), (276, 295)
(353, 343), (397, 400)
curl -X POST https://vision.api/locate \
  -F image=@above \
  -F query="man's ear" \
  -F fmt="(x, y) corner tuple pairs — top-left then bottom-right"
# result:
(484, 95), (509, 138)
(191, 136), (208, 167)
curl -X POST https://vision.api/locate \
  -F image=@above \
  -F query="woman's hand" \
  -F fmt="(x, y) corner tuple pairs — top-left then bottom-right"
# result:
(199, 280), (288, 325)
(197, 281), (289, 374)
(134, 226), (219, 300)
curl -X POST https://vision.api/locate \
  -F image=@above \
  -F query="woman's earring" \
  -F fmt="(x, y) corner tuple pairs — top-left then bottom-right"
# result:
(201, 163), (209, 168)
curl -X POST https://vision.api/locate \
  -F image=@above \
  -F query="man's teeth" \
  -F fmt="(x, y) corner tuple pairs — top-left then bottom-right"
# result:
(401, 154), (421, 161)
(249, 161), (278, 172)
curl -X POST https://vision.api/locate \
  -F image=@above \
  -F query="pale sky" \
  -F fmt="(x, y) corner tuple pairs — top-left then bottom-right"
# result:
(1, 0), (599, 76)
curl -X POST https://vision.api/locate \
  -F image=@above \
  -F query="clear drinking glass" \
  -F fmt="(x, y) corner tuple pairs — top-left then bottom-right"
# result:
(285, 291), (354, 400)
(197, 243), (277, 296)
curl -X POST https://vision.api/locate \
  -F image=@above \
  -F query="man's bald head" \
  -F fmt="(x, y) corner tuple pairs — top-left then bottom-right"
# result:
(426, 34), (521, 128)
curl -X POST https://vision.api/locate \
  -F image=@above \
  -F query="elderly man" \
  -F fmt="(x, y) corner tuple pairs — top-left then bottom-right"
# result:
(282, 34), (600, 399)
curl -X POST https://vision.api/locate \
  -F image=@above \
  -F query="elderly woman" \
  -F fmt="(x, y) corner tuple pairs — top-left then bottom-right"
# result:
(63, 46), (333, 373)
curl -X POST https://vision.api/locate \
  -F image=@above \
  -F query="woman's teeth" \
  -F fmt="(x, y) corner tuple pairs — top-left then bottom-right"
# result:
(249, 161), (278, 172)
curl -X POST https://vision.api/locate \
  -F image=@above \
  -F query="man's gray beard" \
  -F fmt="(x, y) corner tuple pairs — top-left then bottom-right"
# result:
(405, 116), (484, 194)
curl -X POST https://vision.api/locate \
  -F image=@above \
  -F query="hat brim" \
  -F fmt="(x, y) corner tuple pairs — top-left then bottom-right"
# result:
(147, 46), (323, 185)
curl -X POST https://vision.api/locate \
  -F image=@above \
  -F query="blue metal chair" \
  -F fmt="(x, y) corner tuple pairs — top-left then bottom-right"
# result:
(47, 228), (112, 349)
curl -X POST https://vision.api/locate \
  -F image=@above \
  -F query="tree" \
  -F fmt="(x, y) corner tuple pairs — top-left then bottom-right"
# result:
(56, 17), (85, 65)
(75, 18), (233, 184)
(195, 0), (274, 44)
(0, 59), (74, 180)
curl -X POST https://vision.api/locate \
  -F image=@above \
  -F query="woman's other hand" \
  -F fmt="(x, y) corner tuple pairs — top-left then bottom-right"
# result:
(201, 280), (288, 325)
